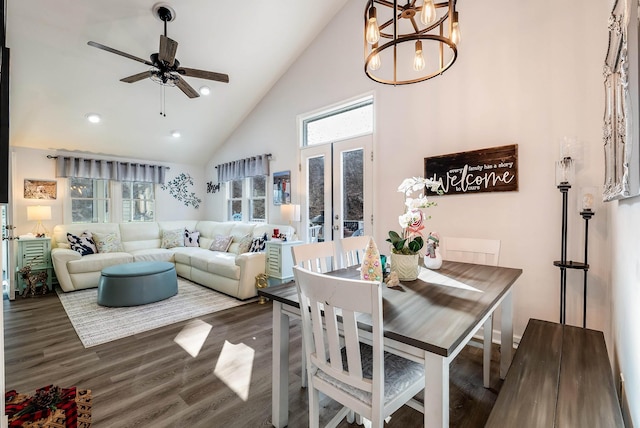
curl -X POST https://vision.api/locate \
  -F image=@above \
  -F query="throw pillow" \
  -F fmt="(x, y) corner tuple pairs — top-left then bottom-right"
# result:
(93, 232), (124, 253)
(184, 229), (200, 247)
(249, 233), (268, 252)
(161, 228), (185, 249)
(209, 234), (233, 252)
(234, 234), (253, 254)
(67, 231), (97, 256)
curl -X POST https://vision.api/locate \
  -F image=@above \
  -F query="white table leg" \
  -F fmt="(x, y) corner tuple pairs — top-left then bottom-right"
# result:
(500, 290), (514, 379)
(272, 301), (290, 428)
(424, 352), (448, 428)
(483, 314), (492, 388)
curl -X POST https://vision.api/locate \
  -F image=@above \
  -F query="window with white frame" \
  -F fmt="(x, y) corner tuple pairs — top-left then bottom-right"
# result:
(69, 178), (110, 223)
(228, 179), (243, 221)
(226, 176), (268, 222)
(249, 176), (267, 222)
(302, 96), (373, 147)
(122, 181), (155, 222)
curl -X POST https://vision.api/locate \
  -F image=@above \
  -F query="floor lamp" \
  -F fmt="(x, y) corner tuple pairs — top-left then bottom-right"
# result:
(27, 205), (52, 237)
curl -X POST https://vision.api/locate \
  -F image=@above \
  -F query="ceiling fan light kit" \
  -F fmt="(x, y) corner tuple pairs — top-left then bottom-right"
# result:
(87, 3), (228, 115)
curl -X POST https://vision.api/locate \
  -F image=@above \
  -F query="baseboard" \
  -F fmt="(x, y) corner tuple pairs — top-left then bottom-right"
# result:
(469, 328), (522, 350)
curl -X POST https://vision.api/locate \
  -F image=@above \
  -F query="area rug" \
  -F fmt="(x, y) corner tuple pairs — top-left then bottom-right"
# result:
(56, 279), (256, 348)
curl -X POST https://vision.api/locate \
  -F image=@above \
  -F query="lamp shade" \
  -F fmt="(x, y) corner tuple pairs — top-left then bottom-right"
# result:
(281, 204), (301, 222)
(27, 205), (52, 221)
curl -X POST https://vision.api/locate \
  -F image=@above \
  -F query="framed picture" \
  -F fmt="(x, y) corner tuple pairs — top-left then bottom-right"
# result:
(24, 179), (57, 200)
(602, 0), (640, 201)
(273, 171), (291, 205)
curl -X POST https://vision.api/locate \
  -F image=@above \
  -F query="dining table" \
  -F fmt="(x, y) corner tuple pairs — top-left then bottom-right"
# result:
(258, 260), (523, 428)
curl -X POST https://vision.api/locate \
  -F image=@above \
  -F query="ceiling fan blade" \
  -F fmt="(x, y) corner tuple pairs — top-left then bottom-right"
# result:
(179, 67), (229, 83)
(159, 35), (178, 66)
(174, 75), (200, 98)
(120, 71), (152, 83)
(88, 41), (153, 66)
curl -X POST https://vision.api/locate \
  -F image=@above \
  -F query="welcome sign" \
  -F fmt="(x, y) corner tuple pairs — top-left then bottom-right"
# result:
(424, 144), (518, 195)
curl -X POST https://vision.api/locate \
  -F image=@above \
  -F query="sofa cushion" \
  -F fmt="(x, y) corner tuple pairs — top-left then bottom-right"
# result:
(209, 234), (232, 252)
(190, 251), (240, 280)
(93, 232), (124, 253)
(171, 246), (206, 265)
(66, 253), (133, 274)
(67, 232), (97, 256)
(129, 248), (175, 263)
(184, 229), (200, 247)
(161, 228), (185, 249)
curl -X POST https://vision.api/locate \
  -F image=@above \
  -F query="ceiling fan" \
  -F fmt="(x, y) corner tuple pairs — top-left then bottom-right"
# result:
(87, 3), (229, 100)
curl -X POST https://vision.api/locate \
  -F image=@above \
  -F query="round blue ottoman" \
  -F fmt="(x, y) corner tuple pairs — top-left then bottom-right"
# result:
(97, 261), (178, 307)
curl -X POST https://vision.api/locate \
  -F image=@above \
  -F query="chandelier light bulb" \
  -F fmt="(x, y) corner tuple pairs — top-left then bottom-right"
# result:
(366, 6), (380, 44)
(451, 12), (461, 45)
(370, 44), (381, 70)
(420, 0), (437, 25)
(413, 41), (425, 71)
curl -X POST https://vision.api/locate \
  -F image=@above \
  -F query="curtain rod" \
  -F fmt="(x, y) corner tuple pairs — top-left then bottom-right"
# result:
(47, 155), (170, 170)
(214, 153), (272, 169)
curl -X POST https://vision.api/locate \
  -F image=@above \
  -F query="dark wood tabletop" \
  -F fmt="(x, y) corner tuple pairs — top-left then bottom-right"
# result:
(259, 261), (522, 357)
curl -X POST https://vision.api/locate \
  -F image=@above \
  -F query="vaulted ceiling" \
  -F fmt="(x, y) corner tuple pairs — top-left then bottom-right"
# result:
(7, 0), (348, 165)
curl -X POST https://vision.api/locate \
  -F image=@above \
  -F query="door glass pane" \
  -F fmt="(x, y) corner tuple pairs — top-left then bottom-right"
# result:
(307, 156), (325, 242)
(342, 149), (364, 237)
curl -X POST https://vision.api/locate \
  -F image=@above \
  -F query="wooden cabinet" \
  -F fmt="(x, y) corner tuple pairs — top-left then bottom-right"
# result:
(16, 238), (53, 293)
(265, 240), (302, 281)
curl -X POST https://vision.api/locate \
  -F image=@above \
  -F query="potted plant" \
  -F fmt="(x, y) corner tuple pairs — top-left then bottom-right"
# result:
(387, 177), (441, 280)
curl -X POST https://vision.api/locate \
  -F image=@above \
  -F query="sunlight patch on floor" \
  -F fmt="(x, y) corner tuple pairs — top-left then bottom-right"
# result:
(214, 340), (255, 401)
(173, 319), (212, 357)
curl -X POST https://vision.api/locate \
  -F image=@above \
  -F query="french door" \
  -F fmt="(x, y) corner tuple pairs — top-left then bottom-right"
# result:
(301, 135), (373, 243)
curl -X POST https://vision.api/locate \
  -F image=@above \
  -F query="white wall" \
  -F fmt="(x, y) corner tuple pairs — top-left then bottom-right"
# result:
(207, 0), (611, 341)
(10, 146), (206, 236)
(611, 198), (640, 426)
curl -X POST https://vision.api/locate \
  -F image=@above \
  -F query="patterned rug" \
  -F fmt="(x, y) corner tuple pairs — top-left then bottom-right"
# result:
(56, 278), (256, 348)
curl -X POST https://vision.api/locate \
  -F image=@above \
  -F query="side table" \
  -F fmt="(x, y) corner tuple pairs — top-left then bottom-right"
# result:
(16, 237), (53, 294)
(265, 240), (303, 283)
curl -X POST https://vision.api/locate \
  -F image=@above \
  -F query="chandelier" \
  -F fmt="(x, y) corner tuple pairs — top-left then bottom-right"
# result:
(364, 0), (460, 85)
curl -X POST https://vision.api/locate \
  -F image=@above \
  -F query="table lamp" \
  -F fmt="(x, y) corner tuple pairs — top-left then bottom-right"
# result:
(27, 205), (51, 237)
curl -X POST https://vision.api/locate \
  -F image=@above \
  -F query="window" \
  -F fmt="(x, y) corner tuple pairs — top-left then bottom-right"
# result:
(122, 181), (155, 222)
(69, 178), (110, 223)
(302, 96), (373, 147)
(226, 176), (268, 222)
(228, 179), (243, 221)
(249, 176), (267, 222)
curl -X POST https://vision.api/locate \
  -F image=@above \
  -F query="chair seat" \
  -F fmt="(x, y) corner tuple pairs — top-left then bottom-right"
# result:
(316, 342), (424, 407)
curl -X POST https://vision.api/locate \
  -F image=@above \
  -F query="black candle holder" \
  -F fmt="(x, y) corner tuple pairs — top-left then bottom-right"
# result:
(553, 183), (593, 328)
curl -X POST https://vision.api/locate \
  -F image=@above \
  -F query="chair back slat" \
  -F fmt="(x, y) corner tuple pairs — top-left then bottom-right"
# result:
(441, 237), (501, 266)
(292, 241), (337, 273)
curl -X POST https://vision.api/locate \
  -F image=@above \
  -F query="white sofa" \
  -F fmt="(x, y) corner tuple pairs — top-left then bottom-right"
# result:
(51, 221), (294, 299)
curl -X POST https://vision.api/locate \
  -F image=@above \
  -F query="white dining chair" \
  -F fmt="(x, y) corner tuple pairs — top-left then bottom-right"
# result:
(293, 266), (425, 428)
(292, 241), (337, 273)
(339, 235), (371, 268)
(291, 241), (339, 387)
(440, 236), (501, 388)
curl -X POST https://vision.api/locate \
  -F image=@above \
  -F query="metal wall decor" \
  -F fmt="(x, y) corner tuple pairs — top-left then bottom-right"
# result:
(364, 0), (460, 85)
(160, 172), (202, 208)
(603, 0), (640, 201)
(206, 182), (220, 193)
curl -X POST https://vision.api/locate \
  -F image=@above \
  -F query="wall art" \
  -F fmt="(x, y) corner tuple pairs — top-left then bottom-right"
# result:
(24, 179), (57, 200)
(161, 173), (201, 208)
(273, 170), (291, 205)
(424, 145), (518, 196)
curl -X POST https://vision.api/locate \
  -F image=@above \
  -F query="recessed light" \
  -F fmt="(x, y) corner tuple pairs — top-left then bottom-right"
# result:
(171, 130), (181, 138)
(199, 86), (210, 96)
(85, 113), (101, 123)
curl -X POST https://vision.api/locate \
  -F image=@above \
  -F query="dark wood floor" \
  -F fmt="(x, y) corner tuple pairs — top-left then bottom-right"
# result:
(4, 290), (504, 427)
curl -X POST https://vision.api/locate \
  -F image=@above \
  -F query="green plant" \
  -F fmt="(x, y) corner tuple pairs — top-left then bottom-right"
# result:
(387, 231), (424, 255)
